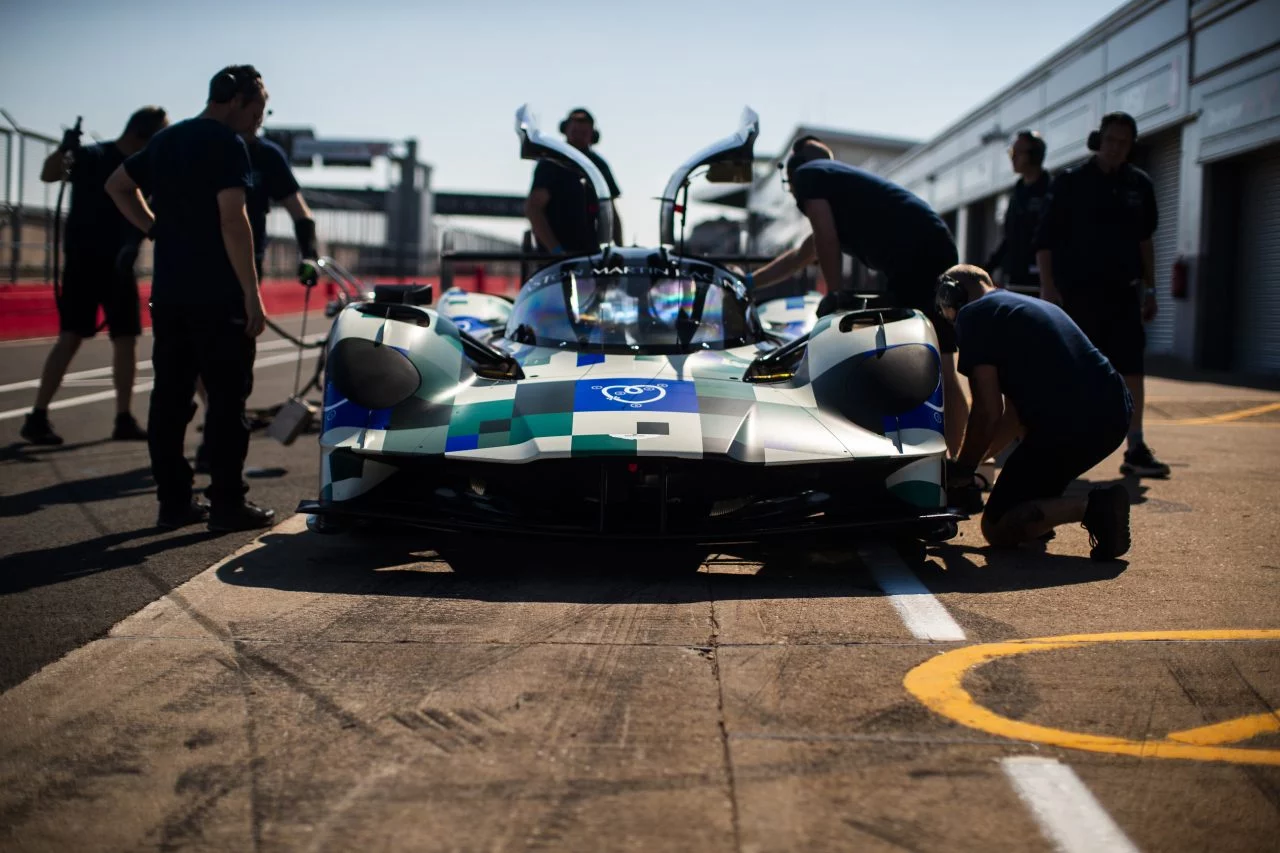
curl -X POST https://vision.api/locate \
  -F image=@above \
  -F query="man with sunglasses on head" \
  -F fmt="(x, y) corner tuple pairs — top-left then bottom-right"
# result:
(748, 136), (969, 455)
(985, 131), (1050, 293)
(106, 64), (276, 533)
(525, 108), (623, 255)
(938, 264), (1133, 561)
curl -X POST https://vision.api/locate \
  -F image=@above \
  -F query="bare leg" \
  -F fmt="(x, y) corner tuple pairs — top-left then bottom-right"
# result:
(941, 353), (968, 457)
(33, 332), (82, 410)
(980, 495), (1088, 548)
(111, 336), (137, 415)
(985, 398), (1024, 460)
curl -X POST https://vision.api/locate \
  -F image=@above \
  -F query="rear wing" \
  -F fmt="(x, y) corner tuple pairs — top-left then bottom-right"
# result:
(515, 104), (614, 249)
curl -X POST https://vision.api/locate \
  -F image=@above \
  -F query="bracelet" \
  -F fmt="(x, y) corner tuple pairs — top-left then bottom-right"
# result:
(744, 272), (754, 288)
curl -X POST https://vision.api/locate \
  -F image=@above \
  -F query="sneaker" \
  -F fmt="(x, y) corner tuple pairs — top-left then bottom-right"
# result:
(193, 443), (211, 474)
(20, 411), (63, 446)
(112, 413), (148, 441)
(207, 500), (276, 533)
(1120, 442), (1171, 478)
(157, 498), (211, 530)
(1082, 484), (1131, 561)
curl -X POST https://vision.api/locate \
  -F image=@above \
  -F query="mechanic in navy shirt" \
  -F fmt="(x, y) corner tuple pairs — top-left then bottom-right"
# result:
(985, 131), (1050, 292)
(243, 133), (317, 277)
(525, 108), (623, 254)
(106, 64), (276, 533)
(939, 264), (1133, 560)
(21, 107), (168, 447)
(750, 137), (968, 455)
(1035, 111), (1168, 479)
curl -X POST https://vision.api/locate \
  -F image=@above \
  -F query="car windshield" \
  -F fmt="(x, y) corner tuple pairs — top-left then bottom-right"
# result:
(505, 268), (762, 352)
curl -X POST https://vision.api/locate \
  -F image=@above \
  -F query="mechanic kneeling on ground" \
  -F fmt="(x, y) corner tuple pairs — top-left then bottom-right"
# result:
(21, 106), (168, 446)
(525, 108), (623, 255)
(747, 136), (969, 456)
(939, 264), (1133, 561)
(106, 64), (276, 533)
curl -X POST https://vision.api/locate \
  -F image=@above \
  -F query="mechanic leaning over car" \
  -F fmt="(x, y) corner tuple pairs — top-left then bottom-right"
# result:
(1034, 111), (1169, 479)
(984, 130), (1050, 293)
(747, 136), (969, 456)
(525, 108), (623, 254)
(105, 64), (276, 533)
(20, 107), (169, 447)
(193, 120), (321, 473)
(939, 264), (1133, 561)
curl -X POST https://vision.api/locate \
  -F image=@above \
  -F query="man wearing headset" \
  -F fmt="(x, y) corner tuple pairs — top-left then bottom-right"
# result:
(748, 136), (969, 456)
(525, 108), (623, 254)
(21, 107), (168, 446)
(985, 130), (1050, 292)
(938, 264), (1132, 560)
(106, 64), (275, 532)
(192, 119), (319, 473)
(1035, 111), (1168, 478)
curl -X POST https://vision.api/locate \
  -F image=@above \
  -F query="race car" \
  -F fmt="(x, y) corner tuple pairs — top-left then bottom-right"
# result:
(297, 106), (962, 544)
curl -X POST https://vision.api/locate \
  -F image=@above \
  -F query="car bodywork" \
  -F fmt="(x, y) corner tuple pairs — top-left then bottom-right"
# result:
(298, 107), (961, 543)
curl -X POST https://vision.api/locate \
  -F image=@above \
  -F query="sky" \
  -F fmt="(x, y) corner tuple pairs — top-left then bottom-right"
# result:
(2, 0), (1125, 246)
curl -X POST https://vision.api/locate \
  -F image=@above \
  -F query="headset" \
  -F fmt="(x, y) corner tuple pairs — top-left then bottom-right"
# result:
(935, 274), (969, 315)
(560, 108), (600, 144)
(209, 66), (262, 104)
(1087, 111), (1138, 152)
(1012, 129), (1046, 166)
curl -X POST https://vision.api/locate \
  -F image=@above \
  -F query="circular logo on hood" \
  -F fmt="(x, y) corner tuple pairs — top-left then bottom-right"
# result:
(594, 383), (668, 408)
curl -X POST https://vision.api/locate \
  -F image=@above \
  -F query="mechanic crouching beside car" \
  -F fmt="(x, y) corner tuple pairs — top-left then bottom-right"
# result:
(747, 136), (969, 456)
(938, 264), (1133, 561)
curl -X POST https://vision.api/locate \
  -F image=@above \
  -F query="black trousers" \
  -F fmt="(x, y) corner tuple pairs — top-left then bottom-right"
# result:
(149, 304), (255, 509)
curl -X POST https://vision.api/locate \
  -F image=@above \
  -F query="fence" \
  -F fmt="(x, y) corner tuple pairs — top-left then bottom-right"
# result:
(0, 121), (65, 283)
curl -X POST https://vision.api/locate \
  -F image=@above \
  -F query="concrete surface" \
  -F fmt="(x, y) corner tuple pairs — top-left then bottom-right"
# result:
(0, 326), (1278, 852)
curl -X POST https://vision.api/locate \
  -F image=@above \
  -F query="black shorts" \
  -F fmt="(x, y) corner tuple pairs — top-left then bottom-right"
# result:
(59, 247), (142, 339)
(817, 243), (960, 353)
(889, 243), (960, 354)
(984, 417), (1130, 526)
(1064, 284), (1145, 375)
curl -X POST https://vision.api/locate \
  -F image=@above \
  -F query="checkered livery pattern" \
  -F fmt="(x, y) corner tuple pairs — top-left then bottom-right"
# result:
(316, 284), (946, 507)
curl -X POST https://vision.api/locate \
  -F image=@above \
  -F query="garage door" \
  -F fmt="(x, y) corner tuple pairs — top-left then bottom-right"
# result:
(1143, 130), (1181, 355)
(1235, 144), (1280, 374)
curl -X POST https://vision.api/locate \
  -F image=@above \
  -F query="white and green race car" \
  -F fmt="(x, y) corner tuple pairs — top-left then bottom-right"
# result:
(298, 107), (961, 544)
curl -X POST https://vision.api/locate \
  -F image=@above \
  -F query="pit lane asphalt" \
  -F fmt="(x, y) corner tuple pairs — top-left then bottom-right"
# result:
(0, 314), (329, 691)
(0, 327), (1278, 852)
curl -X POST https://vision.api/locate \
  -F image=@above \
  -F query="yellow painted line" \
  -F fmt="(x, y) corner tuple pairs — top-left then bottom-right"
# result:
(1167, 712), (1280, 745)
(903, 629), (1280, 766)
(1167, 401), (1280, 426)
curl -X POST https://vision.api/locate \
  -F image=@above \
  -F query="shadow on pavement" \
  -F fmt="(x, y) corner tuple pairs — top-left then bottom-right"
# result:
(0, 466), (155, 518)
(0, 438), (116, 465)
(214, 517), (1130, 604)
(0, 527), (214, 595)
(1146, 354), (1280, 392)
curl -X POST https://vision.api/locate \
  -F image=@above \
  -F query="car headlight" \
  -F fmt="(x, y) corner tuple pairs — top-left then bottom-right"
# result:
(327, 338), (421, 410)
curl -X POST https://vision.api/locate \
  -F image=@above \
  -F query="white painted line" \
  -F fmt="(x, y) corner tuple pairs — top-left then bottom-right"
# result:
(0, 334), (325, 395)
(1001, 757), (1140, 853)
(0, 349), (319, 422)
(858, 544), (966, 641)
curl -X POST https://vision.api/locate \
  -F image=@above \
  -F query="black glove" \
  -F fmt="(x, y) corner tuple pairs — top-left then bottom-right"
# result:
(298, 260), (319, 288)
(946, 459), (985, 514)
(59, 126), (83, 154)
